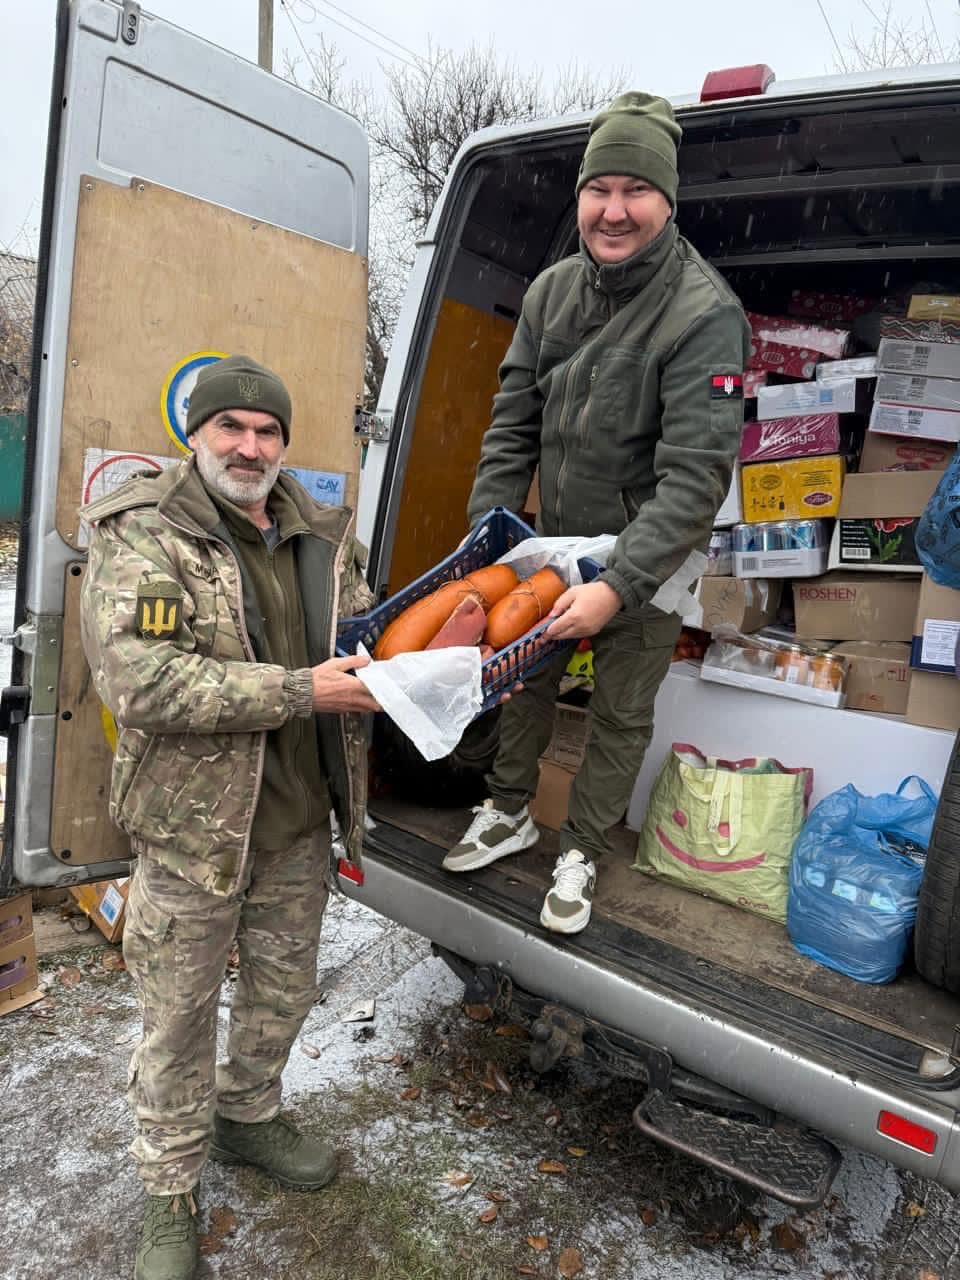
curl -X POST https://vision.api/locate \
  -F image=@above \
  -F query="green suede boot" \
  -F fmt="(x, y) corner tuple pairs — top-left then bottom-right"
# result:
(209, 1113), (338, 1190)
(133, 1189), (199, 1280)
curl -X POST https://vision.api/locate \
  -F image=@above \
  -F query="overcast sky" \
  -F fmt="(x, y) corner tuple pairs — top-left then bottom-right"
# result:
(2, 0), (957, 252)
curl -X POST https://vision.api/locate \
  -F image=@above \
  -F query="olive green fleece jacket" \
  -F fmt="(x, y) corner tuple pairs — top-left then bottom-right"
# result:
(467, 222), (751, 609)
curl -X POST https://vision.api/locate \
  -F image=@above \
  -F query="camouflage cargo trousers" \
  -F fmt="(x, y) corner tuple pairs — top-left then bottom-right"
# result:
(123, 825), (330, 1195)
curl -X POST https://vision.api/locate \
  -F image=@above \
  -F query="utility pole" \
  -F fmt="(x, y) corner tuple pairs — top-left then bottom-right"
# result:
(258, 0), (274, 72)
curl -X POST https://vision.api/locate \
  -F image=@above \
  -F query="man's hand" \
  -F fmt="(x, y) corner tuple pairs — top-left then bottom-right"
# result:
(545, 581), (622, 641)
(310, 656), (381, 713)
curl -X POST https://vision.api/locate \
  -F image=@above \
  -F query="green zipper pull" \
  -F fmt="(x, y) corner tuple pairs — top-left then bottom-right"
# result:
(590, 365), (599, 382)
(595, 268), (602, 289)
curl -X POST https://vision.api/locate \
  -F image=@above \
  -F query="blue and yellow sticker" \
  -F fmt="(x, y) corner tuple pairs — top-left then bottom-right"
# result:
(160, 350), (227, 452)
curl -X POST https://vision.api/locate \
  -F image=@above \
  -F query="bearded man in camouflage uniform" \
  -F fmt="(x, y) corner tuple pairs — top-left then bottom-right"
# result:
(80, 355), (380, 1280)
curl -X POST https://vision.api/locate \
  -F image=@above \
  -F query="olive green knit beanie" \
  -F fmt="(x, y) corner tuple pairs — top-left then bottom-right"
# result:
(186, 354), (292, 444)
(576, 92), (682, 207)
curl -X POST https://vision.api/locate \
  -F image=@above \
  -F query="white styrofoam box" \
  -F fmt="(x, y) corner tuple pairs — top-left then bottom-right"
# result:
(625, 661), (953, 831)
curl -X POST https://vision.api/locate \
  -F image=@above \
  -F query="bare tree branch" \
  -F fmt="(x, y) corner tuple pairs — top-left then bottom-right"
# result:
(284, 36), (623, 407)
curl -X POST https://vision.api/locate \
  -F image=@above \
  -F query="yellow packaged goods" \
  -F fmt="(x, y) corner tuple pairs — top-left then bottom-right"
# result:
(908, 295), (960, 324)
(741, 456), (845, 523)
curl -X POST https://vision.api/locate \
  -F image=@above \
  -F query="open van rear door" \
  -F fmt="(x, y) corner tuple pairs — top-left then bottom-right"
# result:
(0, 0), (369, 889)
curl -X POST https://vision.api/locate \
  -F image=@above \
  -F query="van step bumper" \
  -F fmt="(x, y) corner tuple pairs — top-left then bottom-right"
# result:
(633, 1090), (841, 1211)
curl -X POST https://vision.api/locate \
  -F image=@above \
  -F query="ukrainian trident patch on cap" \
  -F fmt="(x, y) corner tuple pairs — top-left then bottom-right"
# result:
(710, 374), (744, 400)
(136, 581), (183, 639)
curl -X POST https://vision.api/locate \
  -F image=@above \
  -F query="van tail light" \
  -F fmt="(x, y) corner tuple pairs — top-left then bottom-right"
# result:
(700, 64), (776, 102)
(877, 1110), (937, 1155)
(337, 857), (365, 886)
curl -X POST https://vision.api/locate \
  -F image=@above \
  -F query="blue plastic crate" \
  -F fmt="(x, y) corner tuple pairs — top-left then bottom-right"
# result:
(336, 507), (599, 715)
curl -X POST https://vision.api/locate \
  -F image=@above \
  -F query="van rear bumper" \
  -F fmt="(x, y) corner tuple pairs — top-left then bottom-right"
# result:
(344, 845), (960, 1191)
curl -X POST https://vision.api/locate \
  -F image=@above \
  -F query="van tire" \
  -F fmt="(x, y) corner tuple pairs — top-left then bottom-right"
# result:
(914, 729), (960, 992)
(373, 709), (501, 808)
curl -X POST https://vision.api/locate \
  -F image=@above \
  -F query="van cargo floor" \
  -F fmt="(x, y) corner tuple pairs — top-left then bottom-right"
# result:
(368, 798), (960, 1065)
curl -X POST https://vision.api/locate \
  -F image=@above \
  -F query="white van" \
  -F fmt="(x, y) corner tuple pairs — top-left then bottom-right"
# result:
(5, 0), (960, 1211)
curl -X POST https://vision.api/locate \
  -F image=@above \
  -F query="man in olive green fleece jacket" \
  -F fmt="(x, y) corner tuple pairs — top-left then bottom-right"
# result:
(80, 355), (380, 1280)
(445, 92), (751, 934)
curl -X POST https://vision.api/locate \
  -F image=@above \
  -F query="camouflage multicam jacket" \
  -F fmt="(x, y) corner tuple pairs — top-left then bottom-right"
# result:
(79, 457), (374, 896)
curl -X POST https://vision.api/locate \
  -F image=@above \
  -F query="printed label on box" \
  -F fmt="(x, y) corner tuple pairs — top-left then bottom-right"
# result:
(921, 619), (960, 668)
(100, 885), (124, 927)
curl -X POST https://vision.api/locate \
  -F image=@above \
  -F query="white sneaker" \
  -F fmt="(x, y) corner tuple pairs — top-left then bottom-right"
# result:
(539, 849), (596, 934)
(442, 799), (539, 872)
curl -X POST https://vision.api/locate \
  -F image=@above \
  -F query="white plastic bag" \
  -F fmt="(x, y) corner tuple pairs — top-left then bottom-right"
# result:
(497, 536), (706, 617)
(495, 535), (616, 587)
(354, 643), (482, 762)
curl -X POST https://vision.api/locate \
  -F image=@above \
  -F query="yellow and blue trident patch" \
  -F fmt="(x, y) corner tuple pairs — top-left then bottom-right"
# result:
(136, 581), (183, 639)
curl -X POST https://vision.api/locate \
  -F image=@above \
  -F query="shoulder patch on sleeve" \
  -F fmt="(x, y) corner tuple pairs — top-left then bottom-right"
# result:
(710, 374), (744, 400)
(136, 580), (183, 639)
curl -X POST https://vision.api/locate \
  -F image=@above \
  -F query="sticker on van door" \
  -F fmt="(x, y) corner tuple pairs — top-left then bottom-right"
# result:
(79, 449), (178, 547)
(284, 467), (346, 506)
(160, 350), (228, 451)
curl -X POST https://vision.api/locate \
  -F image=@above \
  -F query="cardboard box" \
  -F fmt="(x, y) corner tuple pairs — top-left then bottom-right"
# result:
(789, 290), (879, 324)
(829, 641), (912, 714)
(881, 316), (960, 344)
(878, 338), (960, 382)
(741, 455), (845, 523)
(0, 892), (34, 948)
(746, 311), (850, 379)
(875, 372), (960, 413)
(542, 703), (591, 771)
(714, 463), (742, 527)
(756, 379), (864, 421)
(69, 877), (130, 944)
(859, 432), (955, 473)
(816, 356), (878, 383)
(869, 401), (960, 445)
(829, 469), (940, 572)
(739, 413), (849, 463)
(906, 669), (960, 731)
(0, 909), (42, 1017)
(910, 575), (960, 675)
(908, 295), (960, 324)
(690, 576), (781, 633)
(793, 574), (921, 642)
(531, 758), (577, 831)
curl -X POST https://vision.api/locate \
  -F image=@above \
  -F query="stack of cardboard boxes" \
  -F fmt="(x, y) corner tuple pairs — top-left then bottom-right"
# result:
(533, 293), (960, 824)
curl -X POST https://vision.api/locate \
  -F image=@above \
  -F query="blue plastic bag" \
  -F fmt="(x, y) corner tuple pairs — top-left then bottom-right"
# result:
(917, 451), (960, 588)
(786, 777), (937, 984)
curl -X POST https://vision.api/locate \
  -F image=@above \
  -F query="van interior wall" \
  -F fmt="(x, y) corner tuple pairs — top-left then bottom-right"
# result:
(385, 297), (516, 594)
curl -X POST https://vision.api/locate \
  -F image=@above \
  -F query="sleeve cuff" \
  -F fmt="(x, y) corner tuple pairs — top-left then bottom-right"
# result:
(284, 668), (315, 719)
(599, 568), (643, 611)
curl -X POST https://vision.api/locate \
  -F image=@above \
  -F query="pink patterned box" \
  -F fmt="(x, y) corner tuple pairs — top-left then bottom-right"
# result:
(746, 312), (851, 380)
(739, 413), (843, 463)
